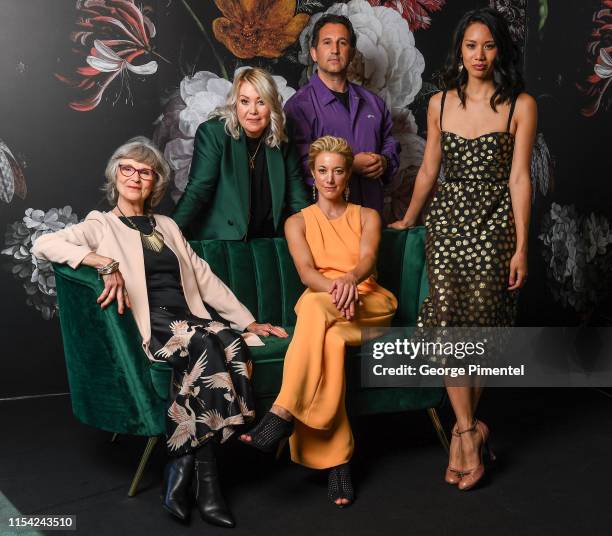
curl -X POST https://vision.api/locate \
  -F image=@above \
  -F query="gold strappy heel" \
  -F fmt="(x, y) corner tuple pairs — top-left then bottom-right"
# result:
(445, 424), (463, 485)
(456, 420), (496, 491)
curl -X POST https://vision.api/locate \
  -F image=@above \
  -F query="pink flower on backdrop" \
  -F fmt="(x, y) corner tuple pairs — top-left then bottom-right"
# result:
(578, 1), (612, 117)
(56, 0), (162, 112)
(366, 0), (446, 31)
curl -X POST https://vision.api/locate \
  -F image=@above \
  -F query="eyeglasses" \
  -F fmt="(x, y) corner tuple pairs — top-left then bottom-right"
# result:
(118, 164), (156, 182)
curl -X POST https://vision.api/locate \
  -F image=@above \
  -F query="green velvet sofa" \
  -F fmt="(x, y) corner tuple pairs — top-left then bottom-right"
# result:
(52, 227), (447, 496)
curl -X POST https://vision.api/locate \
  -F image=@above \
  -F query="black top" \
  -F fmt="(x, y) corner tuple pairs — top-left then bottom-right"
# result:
(331, 89), (350, 111)
(119, 216), (188, 310)
(245, 134), (275, 239)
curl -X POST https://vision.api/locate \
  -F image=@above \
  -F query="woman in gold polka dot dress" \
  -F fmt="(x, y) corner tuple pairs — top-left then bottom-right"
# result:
(390, 8), (537, 491)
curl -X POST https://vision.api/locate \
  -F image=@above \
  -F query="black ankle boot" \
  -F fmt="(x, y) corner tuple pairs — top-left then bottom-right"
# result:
(161, 453), (194, 522)
(195, 458), (235, 528)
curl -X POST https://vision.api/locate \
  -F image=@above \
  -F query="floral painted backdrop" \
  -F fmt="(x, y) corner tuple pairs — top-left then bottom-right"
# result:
(0, 0), (609, 396)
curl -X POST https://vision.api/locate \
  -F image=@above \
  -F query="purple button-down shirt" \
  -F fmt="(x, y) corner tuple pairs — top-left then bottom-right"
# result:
(284, 73), (400, 214)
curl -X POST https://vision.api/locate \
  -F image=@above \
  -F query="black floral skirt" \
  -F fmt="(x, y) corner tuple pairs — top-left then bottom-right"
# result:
(149, 307), (256, 457)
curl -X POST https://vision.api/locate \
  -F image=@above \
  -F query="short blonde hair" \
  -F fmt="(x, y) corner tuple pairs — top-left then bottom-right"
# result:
(103, 136), (170, 211)
(210, 67), (287, 148)
(308, 136), (354, 172)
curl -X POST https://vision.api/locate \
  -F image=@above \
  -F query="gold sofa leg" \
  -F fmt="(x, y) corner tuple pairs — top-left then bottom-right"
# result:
(128, 436), (159, 497)
(427, 408), (449, 454)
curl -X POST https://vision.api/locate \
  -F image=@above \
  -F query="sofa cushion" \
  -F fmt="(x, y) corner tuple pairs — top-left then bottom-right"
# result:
(191, 239), (304, 326)
(377, 228), (428, 327)
(248, 326), (294, 397)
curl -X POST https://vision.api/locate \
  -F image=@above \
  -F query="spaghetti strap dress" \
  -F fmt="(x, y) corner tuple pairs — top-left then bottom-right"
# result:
(417, 91), (518, 334)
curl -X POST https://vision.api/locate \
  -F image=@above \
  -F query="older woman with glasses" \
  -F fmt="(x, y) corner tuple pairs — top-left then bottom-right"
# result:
(33, 136), (287, 528)
(172, 67), (309, 240)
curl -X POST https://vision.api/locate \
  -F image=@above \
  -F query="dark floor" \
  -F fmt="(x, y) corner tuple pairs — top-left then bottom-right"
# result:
(1, 388), (611, 536)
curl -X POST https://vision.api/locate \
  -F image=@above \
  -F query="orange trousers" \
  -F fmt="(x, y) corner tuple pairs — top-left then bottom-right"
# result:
(274, 288), (397, 469)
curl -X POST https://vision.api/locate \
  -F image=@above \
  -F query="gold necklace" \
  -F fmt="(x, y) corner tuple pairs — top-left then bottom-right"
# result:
(247, 136), (264, 171)
(116, 206), (165, 253)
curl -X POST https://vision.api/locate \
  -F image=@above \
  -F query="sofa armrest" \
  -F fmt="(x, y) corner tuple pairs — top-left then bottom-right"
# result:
(53, 263), (166, 436)
(378, 227), (428, 326)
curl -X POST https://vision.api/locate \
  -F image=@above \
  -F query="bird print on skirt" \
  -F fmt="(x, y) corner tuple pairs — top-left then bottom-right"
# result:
(149, 308), (256, 456)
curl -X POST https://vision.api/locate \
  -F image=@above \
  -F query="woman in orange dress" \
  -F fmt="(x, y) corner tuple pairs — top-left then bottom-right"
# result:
(240, 136), (397, 507)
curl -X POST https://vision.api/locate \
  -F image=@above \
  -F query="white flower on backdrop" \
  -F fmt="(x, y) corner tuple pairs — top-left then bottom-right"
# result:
(154, 68), (296, 201)
(2, 207), (80, 319)
(87, 39), (158, 77)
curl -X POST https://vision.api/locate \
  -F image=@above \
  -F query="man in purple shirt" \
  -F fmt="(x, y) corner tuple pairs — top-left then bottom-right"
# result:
(284, 14), (400, 214)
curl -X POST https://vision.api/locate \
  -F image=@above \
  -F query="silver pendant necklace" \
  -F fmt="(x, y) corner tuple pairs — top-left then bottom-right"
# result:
(116, 206), (165, 253)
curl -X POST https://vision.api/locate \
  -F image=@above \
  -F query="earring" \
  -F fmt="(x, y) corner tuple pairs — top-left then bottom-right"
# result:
(312, 184), (317, 202)
(344, 186), (350, 202)
(458, 63), (464, 72)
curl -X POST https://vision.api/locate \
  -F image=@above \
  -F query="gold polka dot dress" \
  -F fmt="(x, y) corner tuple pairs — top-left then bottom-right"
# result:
(417, 91), (518, 330)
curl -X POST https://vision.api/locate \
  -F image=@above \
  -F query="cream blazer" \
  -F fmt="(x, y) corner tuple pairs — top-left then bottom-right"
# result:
(33, 210), (262, 362)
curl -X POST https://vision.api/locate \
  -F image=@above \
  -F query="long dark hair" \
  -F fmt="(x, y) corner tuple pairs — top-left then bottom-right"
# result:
(439, 7), (524, 110)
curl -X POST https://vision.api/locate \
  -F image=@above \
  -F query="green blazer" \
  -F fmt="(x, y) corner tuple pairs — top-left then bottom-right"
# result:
(172, 118), (310, 240)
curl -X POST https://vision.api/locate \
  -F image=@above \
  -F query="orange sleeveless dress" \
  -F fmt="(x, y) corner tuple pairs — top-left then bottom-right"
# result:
(274, 203), (397, 469)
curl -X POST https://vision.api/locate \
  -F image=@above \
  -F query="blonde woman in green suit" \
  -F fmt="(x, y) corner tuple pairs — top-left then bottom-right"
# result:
(173, 68), (310, 240)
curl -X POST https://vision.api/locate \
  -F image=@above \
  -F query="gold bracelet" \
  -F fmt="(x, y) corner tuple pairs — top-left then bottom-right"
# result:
(97, 260), (119, 279)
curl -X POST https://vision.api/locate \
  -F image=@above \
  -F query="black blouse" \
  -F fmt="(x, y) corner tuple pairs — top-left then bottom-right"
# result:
(119, 216), (188, 310)
(245, 134), (275, 239)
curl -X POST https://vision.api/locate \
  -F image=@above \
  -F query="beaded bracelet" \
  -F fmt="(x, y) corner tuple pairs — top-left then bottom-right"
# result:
(97, 260), (119, 279)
